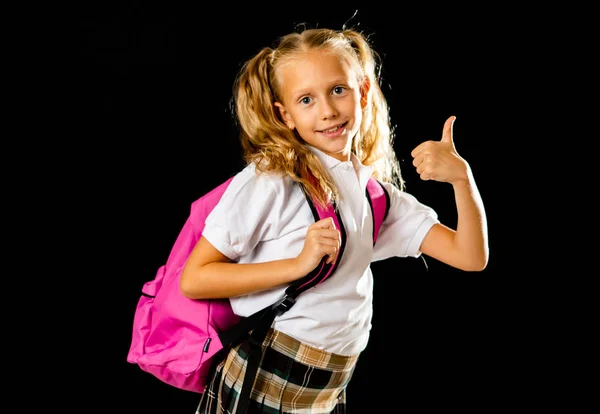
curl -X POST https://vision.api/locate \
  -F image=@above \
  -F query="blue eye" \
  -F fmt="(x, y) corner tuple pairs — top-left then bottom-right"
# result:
(300, 97), (312, 105)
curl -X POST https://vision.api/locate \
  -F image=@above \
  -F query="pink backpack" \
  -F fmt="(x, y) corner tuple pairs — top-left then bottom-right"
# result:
(126, 173), (390, 396)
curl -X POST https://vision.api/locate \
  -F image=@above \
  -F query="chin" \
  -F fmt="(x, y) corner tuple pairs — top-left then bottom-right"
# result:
(321, 142), (351, 160)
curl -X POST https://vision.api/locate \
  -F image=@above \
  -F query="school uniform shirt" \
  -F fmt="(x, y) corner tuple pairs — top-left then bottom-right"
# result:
(202, 146), (439, 357)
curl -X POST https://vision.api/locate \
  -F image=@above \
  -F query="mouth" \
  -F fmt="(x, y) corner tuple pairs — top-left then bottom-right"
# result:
(317, 122), (347, 133)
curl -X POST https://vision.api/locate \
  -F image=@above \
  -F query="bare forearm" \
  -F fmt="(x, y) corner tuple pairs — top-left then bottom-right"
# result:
(452, 167), (489, 269)
(180, 258), (303, 299)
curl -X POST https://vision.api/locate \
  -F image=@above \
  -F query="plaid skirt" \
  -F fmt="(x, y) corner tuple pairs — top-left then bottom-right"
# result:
(196, 328), (359, 414)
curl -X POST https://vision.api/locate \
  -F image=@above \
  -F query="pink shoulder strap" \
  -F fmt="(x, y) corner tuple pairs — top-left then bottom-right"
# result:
(366, 178), (390, 244)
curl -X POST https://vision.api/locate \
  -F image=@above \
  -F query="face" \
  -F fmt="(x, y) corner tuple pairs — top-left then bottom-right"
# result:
(274, 49), (369, 162)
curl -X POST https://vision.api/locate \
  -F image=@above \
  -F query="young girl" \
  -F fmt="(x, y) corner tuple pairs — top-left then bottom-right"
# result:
(180, 26), (488, 413)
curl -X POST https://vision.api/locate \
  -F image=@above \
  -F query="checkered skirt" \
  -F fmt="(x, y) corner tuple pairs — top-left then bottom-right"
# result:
(196, 328), (359, 413)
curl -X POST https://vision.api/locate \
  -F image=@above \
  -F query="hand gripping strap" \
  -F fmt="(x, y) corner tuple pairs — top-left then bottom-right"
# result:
(285, 191), (347, 297)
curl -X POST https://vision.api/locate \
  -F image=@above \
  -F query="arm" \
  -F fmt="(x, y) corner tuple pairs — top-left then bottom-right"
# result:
(180, 236), (301, 299)
(180, 218), (341, 299)
(412, 116), (489, 271)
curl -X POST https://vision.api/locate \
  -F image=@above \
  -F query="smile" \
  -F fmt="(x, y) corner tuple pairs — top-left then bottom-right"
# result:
(318, 122), (347, 133)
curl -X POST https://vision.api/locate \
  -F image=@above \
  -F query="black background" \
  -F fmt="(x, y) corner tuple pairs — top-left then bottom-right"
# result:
(73, 3), (540, 413)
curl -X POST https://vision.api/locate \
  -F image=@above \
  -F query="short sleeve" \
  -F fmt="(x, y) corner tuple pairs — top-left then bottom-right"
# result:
(201, 168), (280, 260)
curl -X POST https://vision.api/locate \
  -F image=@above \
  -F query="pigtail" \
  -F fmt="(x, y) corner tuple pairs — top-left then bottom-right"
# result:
(234, 48), (286, 161)
(343, 29), (404, 191)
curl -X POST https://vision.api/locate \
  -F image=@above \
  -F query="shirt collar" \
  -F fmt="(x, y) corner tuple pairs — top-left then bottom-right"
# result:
(308, 145), (374, 175)
(308, 145), (344, 169)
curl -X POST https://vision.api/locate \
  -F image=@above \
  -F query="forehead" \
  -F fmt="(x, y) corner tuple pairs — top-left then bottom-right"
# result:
(278, 49), (355, 97)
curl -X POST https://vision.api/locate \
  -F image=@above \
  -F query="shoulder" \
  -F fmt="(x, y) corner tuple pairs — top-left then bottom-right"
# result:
(201, 165), (302, 245)
(197, 164), (299, 217)
(225, 163), (295, 200)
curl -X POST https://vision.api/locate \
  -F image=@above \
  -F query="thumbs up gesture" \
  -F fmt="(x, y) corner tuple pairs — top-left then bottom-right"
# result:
(411, 116), (469, 184)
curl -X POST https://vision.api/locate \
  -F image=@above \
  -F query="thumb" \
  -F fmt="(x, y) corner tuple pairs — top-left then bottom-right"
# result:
(441, 115), (456, 145)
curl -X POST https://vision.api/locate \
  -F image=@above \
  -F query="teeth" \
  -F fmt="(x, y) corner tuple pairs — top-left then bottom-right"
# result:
(323, 126), (340, 133)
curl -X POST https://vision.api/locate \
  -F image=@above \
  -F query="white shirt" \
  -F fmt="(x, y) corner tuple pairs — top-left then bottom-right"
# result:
(202, 147), (439, 356)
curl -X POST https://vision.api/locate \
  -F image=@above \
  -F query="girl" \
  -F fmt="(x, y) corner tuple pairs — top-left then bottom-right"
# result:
(180, 27), (488, 413)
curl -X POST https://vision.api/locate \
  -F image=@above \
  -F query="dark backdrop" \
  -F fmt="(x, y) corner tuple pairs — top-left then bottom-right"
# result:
(75, 4), (530, 413)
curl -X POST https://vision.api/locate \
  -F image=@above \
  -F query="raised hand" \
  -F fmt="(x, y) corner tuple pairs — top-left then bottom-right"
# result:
(411, 115), (469, 184)
(294, 217), (341, 276)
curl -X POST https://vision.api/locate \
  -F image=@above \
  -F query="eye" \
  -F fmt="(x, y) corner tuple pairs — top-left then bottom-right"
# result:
(299, 96), (313, 105)
(333, 86), (346, 95)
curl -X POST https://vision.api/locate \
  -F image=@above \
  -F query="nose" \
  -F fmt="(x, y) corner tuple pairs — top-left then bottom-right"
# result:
(319, 97), (338, 120)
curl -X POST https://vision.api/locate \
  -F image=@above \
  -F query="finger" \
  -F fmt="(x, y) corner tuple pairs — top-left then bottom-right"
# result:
(420, 173), (432, 181)
(325, 246), (339, 264)
(415, 161), (426, 177)
(321, 229), (341, 241)
(440, 115), (456, 144)
(411, 139), (436, 159)
(411, 142), (427, 158)
(314, 235), (340, 247)
(312, 217), (336, 230)
(418, 167), (432, 181)
(313, 235), (340, 263)
(307, 227), (341, 242)
(307, 240), (338, 264)
(412, 152), (426, 168)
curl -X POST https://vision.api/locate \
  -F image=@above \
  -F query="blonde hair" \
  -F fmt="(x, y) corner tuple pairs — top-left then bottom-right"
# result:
(233, 27), (404, 208)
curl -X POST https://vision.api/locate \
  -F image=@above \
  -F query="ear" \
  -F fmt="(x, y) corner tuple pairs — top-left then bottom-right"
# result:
(274, 102), (295, 129)
(360, 76), (371, 110)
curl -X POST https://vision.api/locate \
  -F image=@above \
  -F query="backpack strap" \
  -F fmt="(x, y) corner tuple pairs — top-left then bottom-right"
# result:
(285, 193), (347, 296)
(366, 178), (390, 245)
(287, 177), (390, 293)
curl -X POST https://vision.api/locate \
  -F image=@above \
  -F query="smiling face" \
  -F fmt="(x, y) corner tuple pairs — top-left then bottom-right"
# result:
(274, 49), (368, 162)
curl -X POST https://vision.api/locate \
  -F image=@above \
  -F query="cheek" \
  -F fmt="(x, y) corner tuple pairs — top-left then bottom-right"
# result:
(348, 99), (363, 125)
(345, 95), (361, 115)
(292, 112), (312, 129)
